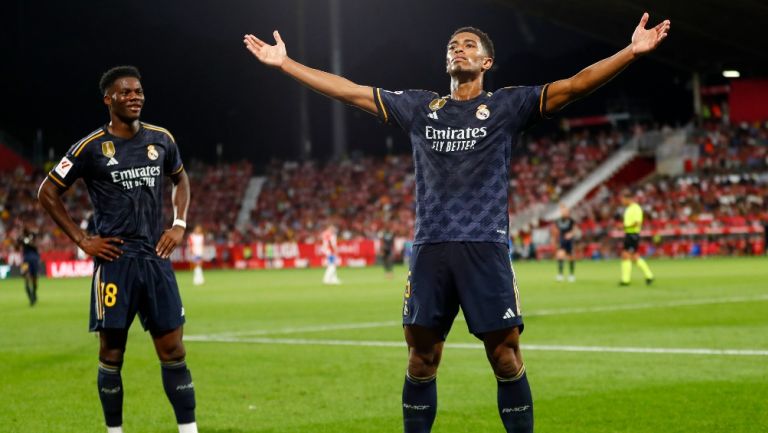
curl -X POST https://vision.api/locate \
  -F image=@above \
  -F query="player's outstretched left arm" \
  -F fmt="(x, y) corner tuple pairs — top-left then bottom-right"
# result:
(545, 13), (670, 113)
(156, 170), (190, 259)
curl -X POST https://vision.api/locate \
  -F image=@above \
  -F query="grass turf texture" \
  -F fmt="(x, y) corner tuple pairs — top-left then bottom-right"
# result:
(1, 257), (767, 432)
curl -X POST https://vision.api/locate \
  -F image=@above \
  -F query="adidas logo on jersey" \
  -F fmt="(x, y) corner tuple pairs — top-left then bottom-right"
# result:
(427, 111), (438, 120)
(106, 158), (119, 166)
(502, 307), (516, 319)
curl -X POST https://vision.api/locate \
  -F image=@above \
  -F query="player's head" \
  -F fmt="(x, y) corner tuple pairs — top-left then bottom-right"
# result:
(194, 225), (204, 234)
(620, 188), (635, 206)
(446, 27), (494, 78)
(559, 203), (570, 218)
(100, 65), (144, 122)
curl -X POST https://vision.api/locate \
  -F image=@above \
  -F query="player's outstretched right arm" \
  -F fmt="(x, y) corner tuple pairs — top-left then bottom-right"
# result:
(38, 179), (123, 261)
(243, 30), (378, 115)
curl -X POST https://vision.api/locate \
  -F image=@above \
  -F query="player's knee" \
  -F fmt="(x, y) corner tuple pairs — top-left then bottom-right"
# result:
(157, 342), (186, 363)
(408, 349), (441, 377)
(489, 344), (523, 378)
(99, 349), (125, 365)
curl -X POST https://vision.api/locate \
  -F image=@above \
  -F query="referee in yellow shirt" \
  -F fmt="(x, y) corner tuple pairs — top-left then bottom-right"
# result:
(620, 189), (654, 285)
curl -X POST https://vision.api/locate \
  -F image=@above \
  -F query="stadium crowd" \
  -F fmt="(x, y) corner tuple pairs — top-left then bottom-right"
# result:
(244, 156), (415, 243)
(0, 167), (90, 256)
(3, 122), (766, 262)
(510, 128), (625, 216)
(1, 160), (252, 263)
(567, 121), (768, 257)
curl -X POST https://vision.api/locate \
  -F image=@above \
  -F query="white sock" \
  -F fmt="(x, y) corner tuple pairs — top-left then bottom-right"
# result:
(330, 265), (337, 280)
(323, 265), (334, 283)
(107, 427), (123, 433)
(178, 422), (198, 433)
(193, 266), (204, 284)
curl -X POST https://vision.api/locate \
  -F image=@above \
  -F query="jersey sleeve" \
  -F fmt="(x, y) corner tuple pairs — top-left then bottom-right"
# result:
(47, 141), (90, 190)
(372, 88), (433, 130)
(163, 133), (184, 176)
(498, 84), (551, 131)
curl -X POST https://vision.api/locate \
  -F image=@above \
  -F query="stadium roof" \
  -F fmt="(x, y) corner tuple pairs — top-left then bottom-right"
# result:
(496, 0), (768, 76)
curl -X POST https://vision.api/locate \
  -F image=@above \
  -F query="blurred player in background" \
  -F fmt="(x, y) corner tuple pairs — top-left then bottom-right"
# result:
(321, 224), (341, 284)
(37, 66), (198, 433)
(188, 225), (205, 286)
(554, 205), (577, 282)
(620, 189), (654, 285)
(245, 11), (669, 432)
(77, 212), (96, 260)
(18, 226), (40, 306)
(763, 214), (768, 255)
(381, 224), (396, 279)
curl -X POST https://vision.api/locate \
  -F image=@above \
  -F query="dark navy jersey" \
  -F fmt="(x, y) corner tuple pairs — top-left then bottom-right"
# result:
(19, 232), (39, 256)
(381, 231), (395, 253)
(374, 85), (547, 244)
(556, 217), (575, 242)
(48, 122), (184, 258)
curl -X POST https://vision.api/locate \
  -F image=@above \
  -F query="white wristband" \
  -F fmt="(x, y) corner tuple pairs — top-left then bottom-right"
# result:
(172, 219), (187, 229)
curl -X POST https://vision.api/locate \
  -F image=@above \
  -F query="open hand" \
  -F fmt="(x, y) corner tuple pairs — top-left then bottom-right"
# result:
(79, 235), (123, 261)
(631, 13), (670, 56)
(156, 226), (185, 259)
(243, 30), (287, 68)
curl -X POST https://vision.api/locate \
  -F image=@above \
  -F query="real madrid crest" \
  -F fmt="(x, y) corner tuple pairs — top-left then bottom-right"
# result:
(476, 104), (490, 120)
(102, 141), (119, 166)
(429, 98), (447, 111)
(147, 144), (159, 160)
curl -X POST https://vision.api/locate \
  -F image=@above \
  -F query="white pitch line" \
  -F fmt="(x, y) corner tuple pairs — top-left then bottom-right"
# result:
(209, 321), (402, 338)
(527, 293), (768, 317)
(201, 293), (768, 338)
(184, 335), (768, 357)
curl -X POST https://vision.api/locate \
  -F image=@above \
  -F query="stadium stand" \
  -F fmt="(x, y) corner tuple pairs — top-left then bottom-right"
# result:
(2, 122), (765, 267)
(244, 156), (415, 243)
(509, 128), (626, 220)
(1, 160), (252, 265)
(558, 121), (768, 259)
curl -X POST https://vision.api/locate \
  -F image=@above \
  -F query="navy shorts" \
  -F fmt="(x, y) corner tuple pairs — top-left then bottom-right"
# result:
(403, 242), (524, 339)
(89, 256), (185, 333)
(623, 234), (640, 253)
(22, 253), (40, 277)
(559, 239), (574, 255)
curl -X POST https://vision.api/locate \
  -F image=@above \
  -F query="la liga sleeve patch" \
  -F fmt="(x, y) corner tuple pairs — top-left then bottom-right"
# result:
(54, 156), (74, 178)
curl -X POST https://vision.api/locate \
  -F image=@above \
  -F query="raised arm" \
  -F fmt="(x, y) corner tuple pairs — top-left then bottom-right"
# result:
(545, 13), (670, 114)
(243, 30), (378, 115)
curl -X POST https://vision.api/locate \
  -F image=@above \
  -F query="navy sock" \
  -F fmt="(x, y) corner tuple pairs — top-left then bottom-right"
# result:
(97, 361), (124, 427)
(557, 260), (563, 274)
(24, 280), (33, 303)
(497, 366), (533, 433)
(569, 260), (575, 275)
(402, 372), (437, 433)
(161, 360), (196, 424)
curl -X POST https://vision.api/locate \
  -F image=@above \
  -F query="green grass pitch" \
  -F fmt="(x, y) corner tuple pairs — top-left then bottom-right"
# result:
(1, 257), (767, 432)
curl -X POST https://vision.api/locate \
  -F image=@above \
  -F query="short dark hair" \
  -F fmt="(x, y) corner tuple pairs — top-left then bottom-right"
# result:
(621, 188), (634, 198)
(99, 66), (141, 95)
(450, 26), (495, 59)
